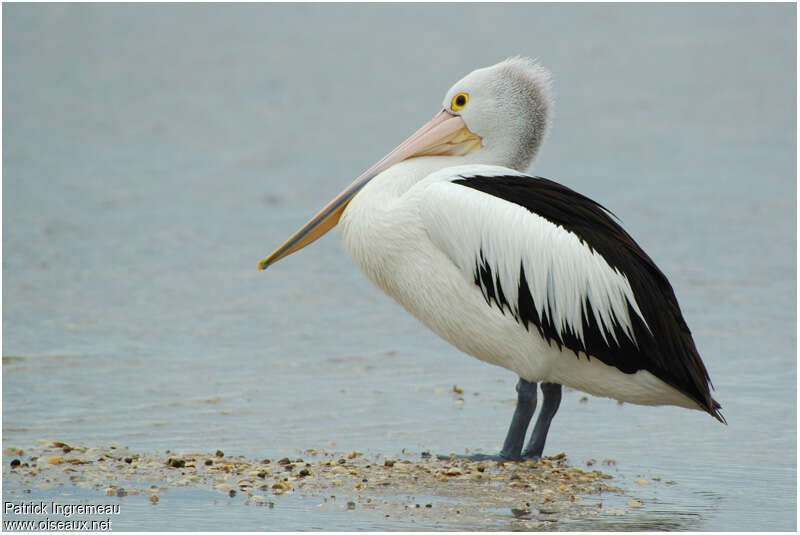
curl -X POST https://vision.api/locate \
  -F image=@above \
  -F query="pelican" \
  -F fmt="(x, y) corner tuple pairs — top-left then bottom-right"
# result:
(259, 57), (724, 461)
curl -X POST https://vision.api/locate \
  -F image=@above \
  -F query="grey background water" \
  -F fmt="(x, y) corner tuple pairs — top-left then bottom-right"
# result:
(3, 3), (795, 531)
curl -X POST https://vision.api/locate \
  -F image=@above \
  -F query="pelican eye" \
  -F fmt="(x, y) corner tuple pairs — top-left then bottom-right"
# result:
(451, 93), (469, 111)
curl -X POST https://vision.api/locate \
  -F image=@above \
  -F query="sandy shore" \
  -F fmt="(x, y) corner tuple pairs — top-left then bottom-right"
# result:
(3, 441), (642, 528)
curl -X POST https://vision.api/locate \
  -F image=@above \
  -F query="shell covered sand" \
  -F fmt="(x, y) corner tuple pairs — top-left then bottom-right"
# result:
(3, 441), (640, 528)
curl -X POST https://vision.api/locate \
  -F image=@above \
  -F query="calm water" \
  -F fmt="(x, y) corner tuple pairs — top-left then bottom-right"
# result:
(3, 3), (796, 531)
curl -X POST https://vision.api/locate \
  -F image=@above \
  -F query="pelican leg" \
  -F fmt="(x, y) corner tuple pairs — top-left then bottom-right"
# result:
(436, 378), (537, 462)
(497, 378), (538, 460)
(521, 382), (562, 460)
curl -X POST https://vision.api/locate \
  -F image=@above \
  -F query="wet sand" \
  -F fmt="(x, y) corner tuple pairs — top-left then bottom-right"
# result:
(2, 441), (653, 528)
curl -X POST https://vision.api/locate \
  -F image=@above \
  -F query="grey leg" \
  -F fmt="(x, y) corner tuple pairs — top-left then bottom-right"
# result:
(437, 377), (537, 462)
(521, 382), (562, 460)
(498, 378), (538, 460)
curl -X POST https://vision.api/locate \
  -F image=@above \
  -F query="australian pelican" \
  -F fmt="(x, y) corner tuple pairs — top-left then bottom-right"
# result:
(259, 57), (724, 461)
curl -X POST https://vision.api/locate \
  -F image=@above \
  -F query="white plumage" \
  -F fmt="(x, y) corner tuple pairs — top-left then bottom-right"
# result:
(340, 161), (690, 408)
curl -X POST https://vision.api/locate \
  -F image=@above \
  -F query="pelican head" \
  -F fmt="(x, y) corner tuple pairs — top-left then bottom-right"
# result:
(259, 57), (553, 270)
(443, 56), (552, 172)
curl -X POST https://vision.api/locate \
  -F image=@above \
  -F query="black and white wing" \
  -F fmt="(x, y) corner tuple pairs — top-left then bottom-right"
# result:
(418, 167), (723, 422)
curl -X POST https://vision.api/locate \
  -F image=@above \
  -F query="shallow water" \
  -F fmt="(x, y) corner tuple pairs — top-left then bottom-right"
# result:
(3, 3), (796, 531)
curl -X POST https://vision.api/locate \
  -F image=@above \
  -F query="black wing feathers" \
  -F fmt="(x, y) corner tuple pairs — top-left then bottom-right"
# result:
(453, 174), (724, 422)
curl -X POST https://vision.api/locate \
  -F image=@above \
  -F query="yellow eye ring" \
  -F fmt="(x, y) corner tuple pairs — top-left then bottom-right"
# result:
(451, 92), (469, 111)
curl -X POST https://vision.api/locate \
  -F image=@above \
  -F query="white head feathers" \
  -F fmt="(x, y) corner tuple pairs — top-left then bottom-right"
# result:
(442, 57), (554, 172)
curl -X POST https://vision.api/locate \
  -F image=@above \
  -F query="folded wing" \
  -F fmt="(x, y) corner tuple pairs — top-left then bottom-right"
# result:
(417, 167), (723, 421)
